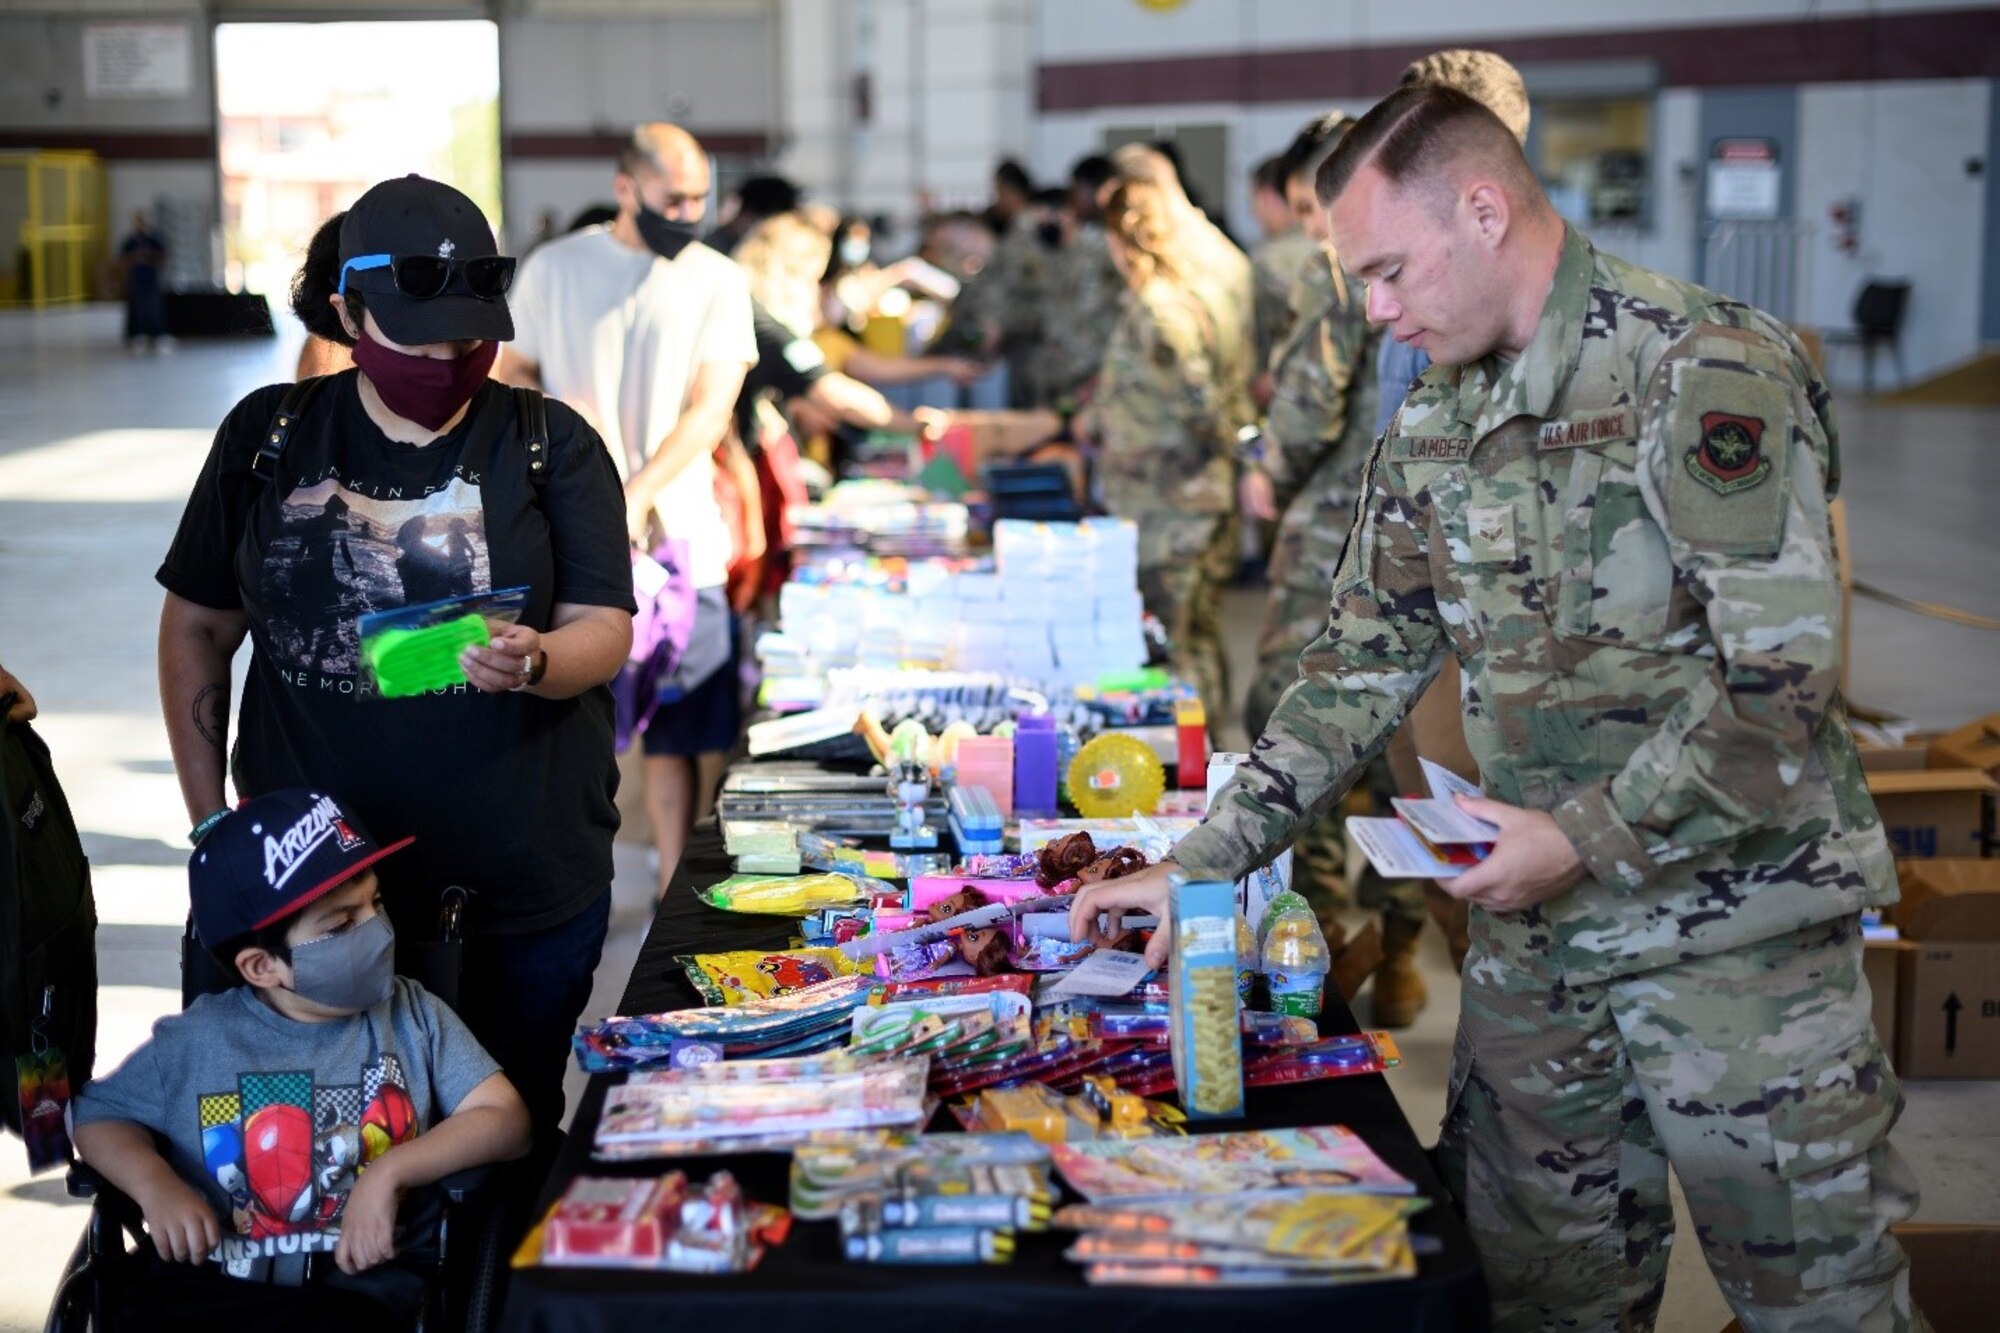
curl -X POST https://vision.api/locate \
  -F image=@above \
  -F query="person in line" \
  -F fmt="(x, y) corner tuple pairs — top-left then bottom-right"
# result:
(1235, 112), (1440, 1022)
(1074, 84), (1927, 1332)
(706, 173), (802, 256)
(1036, 154), (1124, 412)
(159, 175), (634, 1145)
(1246, 153), (1318, 393)
(119, 211), (168, 350)
(0, 660), (35, 722)
(499, 123), (756, 898)
(1080, 145), (1254, 736)
(1375, 48), (1537, 974)
(74, 790), (531, 1330)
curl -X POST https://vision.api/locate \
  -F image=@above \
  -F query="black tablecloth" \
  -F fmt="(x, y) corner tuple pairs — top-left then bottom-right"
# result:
(499, 822), (1489, 1333)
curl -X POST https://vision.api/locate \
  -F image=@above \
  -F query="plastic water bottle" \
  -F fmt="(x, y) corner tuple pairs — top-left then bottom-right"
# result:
(1259, 892), (1331, 1018)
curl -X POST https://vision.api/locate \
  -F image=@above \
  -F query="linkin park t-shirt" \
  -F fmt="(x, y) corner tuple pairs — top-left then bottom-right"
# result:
(158, 373), (635, 933)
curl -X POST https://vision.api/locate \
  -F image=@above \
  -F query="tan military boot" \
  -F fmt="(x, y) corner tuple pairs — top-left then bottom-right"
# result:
(1370, 914), (1429, 1028)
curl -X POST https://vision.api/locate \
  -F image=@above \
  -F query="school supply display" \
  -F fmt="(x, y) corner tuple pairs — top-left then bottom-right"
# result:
(1056, 1191), (1424, 1287)
(593, 1054), (932, 1160)
(1051, 1126), (1416, 1203)
(539, 1171), (788, 1273)
(573, 975), (875, 1071)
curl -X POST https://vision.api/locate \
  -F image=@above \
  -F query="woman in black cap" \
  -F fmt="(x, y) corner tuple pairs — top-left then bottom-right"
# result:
(155, 176), (635, 1143)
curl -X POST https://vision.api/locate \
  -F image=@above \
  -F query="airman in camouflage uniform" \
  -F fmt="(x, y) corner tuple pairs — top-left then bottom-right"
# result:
(1174, 190), (1923, 1333)
(1090, 257), (1254, 734)
(974, 217), (1052, 407)
(1039, 221), (1124, 405)
(1249, 227), (1319, 372)
(1240, 249), (1378, 920)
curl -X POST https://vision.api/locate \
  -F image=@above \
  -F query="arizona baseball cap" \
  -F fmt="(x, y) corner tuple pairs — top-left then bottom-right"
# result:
(337, 174), (514, 346)
(190, 789), (414, 947)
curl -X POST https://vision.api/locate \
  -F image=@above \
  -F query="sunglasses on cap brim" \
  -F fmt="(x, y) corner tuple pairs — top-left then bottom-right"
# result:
(337, 253), (517, 301)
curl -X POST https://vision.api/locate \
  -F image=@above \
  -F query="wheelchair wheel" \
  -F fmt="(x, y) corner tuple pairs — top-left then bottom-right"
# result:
(43, 1232), (94, 1333)
(460, 1197), (510, 1333)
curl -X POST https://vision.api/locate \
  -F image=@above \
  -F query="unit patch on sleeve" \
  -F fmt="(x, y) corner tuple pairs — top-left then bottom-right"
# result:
(1687, 411), (1771, 494)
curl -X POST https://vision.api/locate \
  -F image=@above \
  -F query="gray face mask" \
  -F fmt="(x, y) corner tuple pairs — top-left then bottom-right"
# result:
(288, 913), (395, 1012)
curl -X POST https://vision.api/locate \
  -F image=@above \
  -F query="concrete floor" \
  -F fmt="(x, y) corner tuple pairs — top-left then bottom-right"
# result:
(0, 306), (1994, 1331)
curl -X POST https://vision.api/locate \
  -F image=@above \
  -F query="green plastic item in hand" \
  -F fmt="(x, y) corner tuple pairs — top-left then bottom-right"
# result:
(363, 612), (489, 699)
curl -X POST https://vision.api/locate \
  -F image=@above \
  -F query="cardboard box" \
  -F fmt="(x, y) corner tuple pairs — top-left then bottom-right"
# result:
(1893, 1224), (2000, 1333)
(1932, 714), (2000, 782)
(1896, 859), (2000, 941)
(958, 409), (1061, 472)
(1863, 937), (1916, 1066)
(1858, 742), (1933, 774)
(1896, 940), (2000, 1078)
(1865, 769), (1995, 860)
(1723, 1223), (2000, 1333)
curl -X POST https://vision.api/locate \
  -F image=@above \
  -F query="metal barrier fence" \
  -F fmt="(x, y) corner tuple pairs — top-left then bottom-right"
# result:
(0, 151), (107, 309)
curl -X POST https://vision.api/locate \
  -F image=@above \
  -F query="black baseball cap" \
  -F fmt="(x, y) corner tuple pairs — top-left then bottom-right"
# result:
(190, 789), (414, 947)
(338, 175), (514, 346)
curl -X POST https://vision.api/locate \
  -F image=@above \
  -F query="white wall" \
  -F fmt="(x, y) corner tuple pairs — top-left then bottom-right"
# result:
(1795, 78), (1991, 386)
(501, 12), (774, 135)
(774, 0), (1033, 224)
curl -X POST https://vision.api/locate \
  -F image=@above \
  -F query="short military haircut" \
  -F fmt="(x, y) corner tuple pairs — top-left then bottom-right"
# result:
(1400, 48), (1531, 144)
(1069, 154), (1114, 192)
(1281, 111), (1356, 186)
(1314, 83), (1538, 212)
(995, 158), (1033, 195)
(1251, 154), (1289, 196)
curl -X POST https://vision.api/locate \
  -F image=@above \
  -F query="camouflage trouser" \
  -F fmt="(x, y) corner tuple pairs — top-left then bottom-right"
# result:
(1136, 511), (1237, 743)
(1245, 577), (1426, 927)
(1439, 909), (1927, 1333)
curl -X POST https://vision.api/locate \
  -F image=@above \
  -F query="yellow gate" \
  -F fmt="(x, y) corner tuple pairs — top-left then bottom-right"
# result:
(0, 150), (107, 308)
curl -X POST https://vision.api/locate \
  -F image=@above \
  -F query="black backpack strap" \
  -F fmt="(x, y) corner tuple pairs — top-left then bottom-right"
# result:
(514, 386), (550, 490)
(252, 375), (329, 484)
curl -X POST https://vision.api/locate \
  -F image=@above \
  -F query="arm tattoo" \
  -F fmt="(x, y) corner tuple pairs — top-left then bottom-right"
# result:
(192, 682), (228, 754)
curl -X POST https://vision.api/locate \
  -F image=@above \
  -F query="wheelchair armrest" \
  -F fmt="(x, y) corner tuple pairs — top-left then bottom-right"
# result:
(67, 1158), (152, 1258)
(66, 1158), (102, 1201)
(434, 1162), (497, 1205)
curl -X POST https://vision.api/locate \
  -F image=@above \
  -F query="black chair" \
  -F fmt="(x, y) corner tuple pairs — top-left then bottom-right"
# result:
(44, 887), (510, 1333)
(1821, 279), (1910, 394)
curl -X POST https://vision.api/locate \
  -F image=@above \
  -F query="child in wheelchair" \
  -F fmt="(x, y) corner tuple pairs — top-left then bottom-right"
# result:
(70, 788), (532, 1329)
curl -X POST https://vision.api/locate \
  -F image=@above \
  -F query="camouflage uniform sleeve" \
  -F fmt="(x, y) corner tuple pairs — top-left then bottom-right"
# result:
(1250, 246), (1297, 372)
(1173, 445), (1446, 881)
(1260, 264), (1357, 513)
(1550, 323), (1844, 892)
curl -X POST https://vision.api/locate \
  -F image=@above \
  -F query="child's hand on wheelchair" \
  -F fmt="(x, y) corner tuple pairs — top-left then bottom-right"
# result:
(334, 1161), (403, 1274)
(139, 1177), (220, 1265)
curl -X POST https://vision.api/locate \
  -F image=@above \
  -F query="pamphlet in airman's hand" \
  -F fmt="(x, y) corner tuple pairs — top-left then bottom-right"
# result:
(1345, 759), (1495, 880)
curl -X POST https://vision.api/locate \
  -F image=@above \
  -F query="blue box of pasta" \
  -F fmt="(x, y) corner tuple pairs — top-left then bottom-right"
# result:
(1168, 876), (1244, 1119)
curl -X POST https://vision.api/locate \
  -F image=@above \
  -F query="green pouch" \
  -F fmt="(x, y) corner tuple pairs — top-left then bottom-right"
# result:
(362, 613), (489, 699)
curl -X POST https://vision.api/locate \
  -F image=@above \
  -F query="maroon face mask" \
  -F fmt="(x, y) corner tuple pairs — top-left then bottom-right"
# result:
(351, 331), (498, 432)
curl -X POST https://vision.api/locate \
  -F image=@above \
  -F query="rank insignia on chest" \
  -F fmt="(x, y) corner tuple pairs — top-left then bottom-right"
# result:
(1688, 411), (1771, 493)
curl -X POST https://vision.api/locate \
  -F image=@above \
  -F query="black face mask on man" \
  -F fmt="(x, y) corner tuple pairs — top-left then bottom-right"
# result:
(635, 204), (700, 261)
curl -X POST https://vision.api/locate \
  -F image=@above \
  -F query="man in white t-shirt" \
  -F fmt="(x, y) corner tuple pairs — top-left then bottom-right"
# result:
(501, 122), (756, 894)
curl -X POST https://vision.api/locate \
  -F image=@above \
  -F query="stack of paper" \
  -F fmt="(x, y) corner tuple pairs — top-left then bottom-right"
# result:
(1346, 758), (1496, 879)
